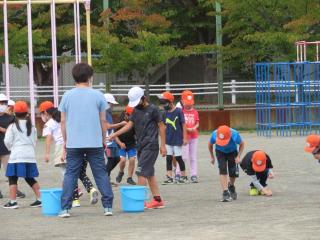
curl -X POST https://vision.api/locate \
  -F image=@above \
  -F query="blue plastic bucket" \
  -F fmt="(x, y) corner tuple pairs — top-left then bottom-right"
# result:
(40, 188), (62, 216)
(120, 186), (149, 212)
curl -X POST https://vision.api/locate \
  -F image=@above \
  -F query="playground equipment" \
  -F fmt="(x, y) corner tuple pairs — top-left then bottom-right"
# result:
(256, 41), (320, 137)
(1, 0), (92, 123)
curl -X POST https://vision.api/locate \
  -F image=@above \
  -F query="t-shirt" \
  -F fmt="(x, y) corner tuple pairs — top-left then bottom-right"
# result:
(163, 108), (185, 146)
(183, 108), (199, 139)
(209, 128), (242, 153)
(59, 87), (106, 148)
(130, 104), (161, 150)
(118, 111), (136, 149)
(42, 119), (64, 145)
(105, 110), (118, 148)
(0, 114), (14, 155)
(240, 150), (273, 176)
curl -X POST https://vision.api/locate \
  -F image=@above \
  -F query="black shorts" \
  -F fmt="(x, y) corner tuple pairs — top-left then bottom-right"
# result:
(136, 148), (159, 177)
(216, 150), (238, 177)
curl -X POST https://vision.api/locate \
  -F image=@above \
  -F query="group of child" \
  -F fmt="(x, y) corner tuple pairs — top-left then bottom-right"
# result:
(1, 62), (303, 217)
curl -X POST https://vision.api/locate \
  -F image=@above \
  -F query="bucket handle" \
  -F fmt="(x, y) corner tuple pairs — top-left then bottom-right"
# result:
(121, 188), (149, 201)
(49, 191), (61, 201)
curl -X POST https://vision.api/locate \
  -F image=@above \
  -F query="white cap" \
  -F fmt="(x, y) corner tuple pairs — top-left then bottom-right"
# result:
(0, 94), (8, 102)
(8, 100), (15, 106)
(128, 86), (144, 107)
(104, 93), (119, 105)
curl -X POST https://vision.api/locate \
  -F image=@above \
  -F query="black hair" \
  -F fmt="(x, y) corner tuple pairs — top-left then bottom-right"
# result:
(14, 112), (32, 136)
(46, 107), (61, 123)
(72, 63), (94, 83)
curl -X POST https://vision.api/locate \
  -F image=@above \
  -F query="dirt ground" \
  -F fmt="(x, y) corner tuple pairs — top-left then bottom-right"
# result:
(0, 133), (319, 240)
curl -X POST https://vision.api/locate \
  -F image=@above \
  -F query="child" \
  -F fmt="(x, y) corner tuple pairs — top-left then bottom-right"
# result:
(3, 101), (41, 209)
(115, 106), (137, 185)
(304, 135), (320, 162)
(158, 91), (188, 184)
(180, 90), (199, 183)
(39, 101), (99, 207)
(109, 86), (167, 209)
(103, 93), (127, 181)
(239, 150), (274, 196)
(0, 94), (25, 199)
(7, 100), (15, 115)
(208, 125), (244, 202)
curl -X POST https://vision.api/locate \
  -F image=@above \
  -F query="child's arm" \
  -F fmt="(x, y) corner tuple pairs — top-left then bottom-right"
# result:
(182, 123), (188, 145)
(45, 135), (53, 163)
(4, 124), (13, 151)
(109, 121), (134, 140)
(158, 121), (167, 157)
(236, 141), (245, 163)
(208, 142), (215, 165)
(107, 122), (127, 130)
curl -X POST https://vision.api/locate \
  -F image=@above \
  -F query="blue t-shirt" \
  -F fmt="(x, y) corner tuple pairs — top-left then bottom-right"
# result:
(209, 128), (242, 153)
(59, 87), (106, 148)
(164, 108), (185, 146)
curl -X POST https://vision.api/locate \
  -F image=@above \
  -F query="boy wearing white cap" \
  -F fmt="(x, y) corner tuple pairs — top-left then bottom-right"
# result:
(109, 86), (167, 209)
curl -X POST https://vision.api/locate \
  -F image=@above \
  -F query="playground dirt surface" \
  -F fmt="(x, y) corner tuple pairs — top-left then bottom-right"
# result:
(0, 133), (319, 240)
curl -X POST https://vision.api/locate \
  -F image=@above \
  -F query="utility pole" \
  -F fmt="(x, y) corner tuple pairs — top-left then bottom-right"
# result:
(216, 1), (224, 110)
(103, 0), (111, 92)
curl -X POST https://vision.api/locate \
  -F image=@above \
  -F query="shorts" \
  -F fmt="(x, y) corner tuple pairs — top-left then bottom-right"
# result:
(6, 163), (39, 178)
(119, 148), (137, 158)
(166, 145), (182, 157)
(54, 144), (65, 167)
(215, 150), (238, 177)
(136, 148), (159, 177)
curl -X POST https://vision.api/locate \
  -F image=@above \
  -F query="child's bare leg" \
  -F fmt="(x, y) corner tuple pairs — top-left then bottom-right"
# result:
(147, 176), (160, 197)
(119, 157), (126, 173)
(128, 157), (135, 178)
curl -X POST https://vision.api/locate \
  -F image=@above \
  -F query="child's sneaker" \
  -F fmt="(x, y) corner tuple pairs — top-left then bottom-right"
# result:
(228, 184), (237, 200)
(174, 174), (181, 183)
(17, 190), (26, 199)
(162, 176), (174, 185)
(89, 188), (99, 205)
(58, 209), (70, 218)
(177, 176), (188, 184)
(30, 200), (42, 208)
(127, 177), (136, 185)
(3, 201), (18, 209)
(190, 176), (198, 183)
(116, 172), (124, 183)
(104, 208), (113, 216)
(249, 187), (259, 196)
(145, 199), (165, 209)
(221, 190), (232, 202)
(72, 199), (81, 208)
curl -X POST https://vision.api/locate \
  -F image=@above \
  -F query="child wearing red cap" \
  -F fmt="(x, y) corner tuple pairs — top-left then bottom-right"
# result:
(239, 150), (274, 196)
(159, 91), (188, 184)
(3, 101), (41, 209)
(115, 106), (137, 185)
(208, 125), (244, 202)
(304, 135), (320, 162)
(39, 101), (99, 207)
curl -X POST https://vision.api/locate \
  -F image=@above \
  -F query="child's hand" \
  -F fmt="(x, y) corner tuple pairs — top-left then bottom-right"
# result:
(210, 156), (215, 165)
(45, 154), (50, 163)
(119, 142), (126, 149)
(160, 145), (167, 157)
(108, 133), (115, 141)
(187, 128), (194, 132)
(235, 156), (241, 164)
(268, 171), (274, 179)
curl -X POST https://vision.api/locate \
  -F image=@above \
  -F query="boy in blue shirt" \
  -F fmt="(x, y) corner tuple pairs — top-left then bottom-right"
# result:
(158, 91), (188, 184)
(208, 125), (245, 202)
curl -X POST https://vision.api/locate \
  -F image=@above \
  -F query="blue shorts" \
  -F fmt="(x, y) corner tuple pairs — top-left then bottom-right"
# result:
(6, 163), (39, 178)
(119, 148), (137, 159)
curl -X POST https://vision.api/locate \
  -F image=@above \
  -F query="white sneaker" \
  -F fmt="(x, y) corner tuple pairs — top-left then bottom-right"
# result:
(58, 210), (70, 218)
(89, 188), (99, 205)
(104, 208), (113, 216)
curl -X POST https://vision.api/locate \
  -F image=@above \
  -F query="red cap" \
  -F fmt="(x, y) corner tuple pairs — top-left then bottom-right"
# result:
(305, 135), (320, 153)
(159, 91), (174, 103)
(216, 125), (231, 146)
(39, 101), (54, 113)
(181, 90), (194, 106)
(14, 101), (29, 113)
(125, 106), (134, 115)
(252, 151), (267, 172)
